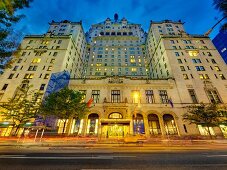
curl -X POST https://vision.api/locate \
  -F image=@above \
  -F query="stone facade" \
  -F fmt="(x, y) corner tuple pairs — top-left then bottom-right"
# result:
(0, 17), (227, 138)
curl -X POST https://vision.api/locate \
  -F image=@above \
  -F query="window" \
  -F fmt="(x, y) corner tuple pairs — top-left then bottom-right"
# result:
(206, 89), (221, 103)
(214, 66), (221, 71)
(188, 51), (199, 56)
(199, 74), (209, 79)
(159, 90), (168, 104)
(44, 74), (50, 79)
(211, 59), (216, 64)
(22, 52), (26, 56)
(195, 66), (205, 71)
(188, 89), (198, 103)
(17, 59), (22, 63)
(24, 73), (34, 79)
(91, 90), (100, 103)
(39, 84), (46, 91)
(2, 84), (8, 90)
(111, 90), (120, 103)
(145, 90), (155, 103)
(183, 74), (189, 80)
(170, 40), (175, 44)
(50, 59), (55, 64)
(8, 74), (14, 79)
(32, 58), (41, 63)
(175, 52), (180, 56)
(47, 66), (52, 71)
(177, 59), (182, 64)
(180, 66), (185, 71)
(28, 65), (38, 71)
(109, 113), (123, 119)
(219, 74), (226, 80)
(13, 66), (19, 71)
(53, 52), (58, 56)
(132, 90), (140, 103)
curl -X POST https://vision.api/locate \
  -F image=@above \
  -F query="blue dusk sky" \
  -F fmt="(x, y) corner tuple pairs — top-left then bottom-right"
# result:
(15, 0), (224, 39)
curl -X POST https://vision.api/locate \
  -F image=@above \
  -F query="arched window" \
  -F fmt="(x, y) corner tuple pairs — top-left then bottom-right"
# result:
(148, 114), (161, 135)
(87, 113), (99, 135)
(163, 114), (178, 135)
(108, 112), (123, 119)
(133, 114), (145, 134)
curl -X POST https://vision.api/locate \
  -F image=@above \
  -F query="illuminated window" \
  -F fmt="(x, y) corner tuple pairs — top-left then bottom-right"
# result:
(96, 63), (102, 66)
(24, 74), (34, 79)
(109, 112), (123, 119)
(219, 74), (226, 80)
(214, 66), (221, 71)
(131, 68), (137, 71)
(198, 125), (215, 136)
(183, 74), (189, 80)
(188, 51), (199, 56)
(32, 58), (41, 63)
(47, 66), (52, 71)
(91, 64), (93, 66)
(132, 90), (140, 103)
(44, 74), (49, 79)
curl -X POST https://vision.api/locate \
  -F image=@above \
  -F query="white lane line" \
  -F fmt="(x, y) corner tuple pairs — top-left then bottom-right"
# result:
(206, 155), (227, 157)
(0, 155), (26, 157)
(0, 155), (136, 159)
(0, 156), (114, 159)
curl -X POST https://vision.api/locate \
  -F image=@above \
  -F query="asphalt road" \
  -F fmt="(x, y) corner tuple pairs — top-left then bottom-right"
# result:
(0, 149), (227, 170)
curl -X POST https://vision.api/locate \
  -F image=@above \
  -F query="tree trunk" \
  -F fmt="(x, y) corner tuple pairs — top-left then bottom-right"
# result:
(62, 120), (67, 135)
(207, 127), (212, 139)
(13, 125), (21, 136)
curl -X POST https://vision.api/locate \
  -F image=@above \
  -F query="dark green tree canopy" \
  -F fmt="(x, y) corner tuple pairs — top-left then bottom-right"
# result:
(183, 103), (227, 138)
(0, 85), (42, 135)
(39, 87), (88, 120)
(0, 0), (33, 70)
(39, 87), (89, 134)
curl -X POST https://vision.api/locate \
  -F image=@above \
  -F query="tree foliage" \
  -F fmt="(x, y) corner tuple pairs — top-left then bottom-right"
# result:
(183, 103), (227, 138)
(0, 85), (41, 135)
(213, 0), (227, 30)
(0, 0), (33, 69)
(39, 87), (89, 134)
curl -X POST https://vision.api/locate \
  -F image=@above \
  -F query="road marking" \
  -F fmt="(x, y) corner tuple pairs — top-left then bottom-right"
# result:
(206, 155), (227, 157)
(0, 155), (136, 160)
(0, 155), (26, 157)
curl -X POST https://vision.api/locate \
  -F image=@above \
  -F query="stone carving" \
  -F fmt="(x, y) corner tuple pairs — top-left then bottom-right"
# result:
(108, 76), (123, 84)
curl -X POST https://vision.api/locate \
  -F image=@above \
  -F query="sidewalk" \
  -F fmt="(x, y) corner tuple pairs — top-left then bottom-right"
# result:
(1, 137), (227, 148)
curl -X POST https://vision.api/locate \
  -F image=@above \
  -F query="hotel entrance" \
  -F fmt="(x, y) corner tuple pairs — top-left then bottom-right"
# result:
(101, 112), (130, 138)
(101, 123), (130, 138)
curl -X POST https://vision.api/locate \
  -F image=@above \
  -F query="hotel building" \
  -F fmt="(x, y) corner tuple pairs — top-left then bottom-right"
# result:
(0, 16), (227, 139)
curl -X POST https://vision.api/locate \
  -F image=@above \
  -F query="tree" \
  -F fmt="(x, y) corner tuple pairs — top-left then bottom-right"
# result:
(39, 87), (89, 135)
(183, 103), (227, 139)
(0, 0), (33, 69)
(213, 0), (227, 30)
(0, 85), (41, 135)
